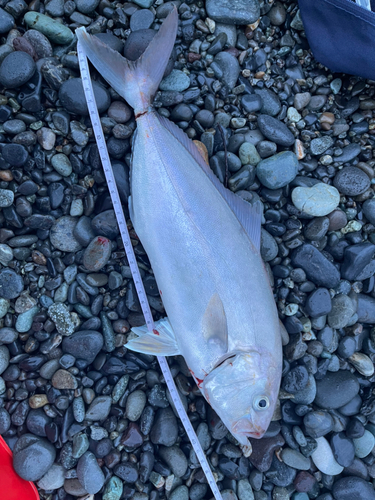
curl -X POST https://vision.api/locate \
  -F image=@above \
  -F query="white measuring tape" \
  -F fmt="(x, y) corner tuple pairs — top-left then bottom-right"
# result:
(77, 42), (223, 500)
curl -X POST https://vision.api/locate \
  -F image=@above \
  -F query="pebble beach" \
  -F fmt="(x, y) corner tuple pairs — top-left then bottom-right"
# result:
(1, 0), (375, 499)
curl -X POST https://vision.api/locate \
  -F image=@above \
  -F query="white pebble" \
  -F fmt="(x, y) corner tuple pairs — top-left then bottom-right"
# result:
(311, 436), (344, 475)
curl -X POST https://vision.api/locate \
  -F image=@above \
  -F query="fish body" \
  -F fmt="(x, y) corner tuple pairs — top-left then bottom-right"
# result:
(76, 10), (283, 445)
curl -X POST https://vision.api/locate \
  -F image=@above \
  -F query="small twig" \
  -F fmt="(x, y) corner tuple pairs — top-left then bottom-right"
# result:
(218, 125), (228, 187)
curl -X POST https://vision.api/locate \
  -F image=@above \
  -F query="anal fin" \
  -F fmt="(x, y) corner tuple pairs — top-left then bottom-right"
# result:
(126, 317), (180, 356)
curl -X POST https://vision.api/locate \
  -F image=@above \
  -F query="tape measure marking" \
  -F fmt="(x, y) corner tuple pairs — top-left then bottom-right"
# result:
(77, 42), (223, 500)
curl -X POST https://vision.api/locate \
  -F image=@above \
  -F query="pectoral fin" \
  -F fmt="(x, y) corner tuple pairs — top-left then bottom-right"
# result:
(126, 317), (180, 356)
(202, 293), (228, 353)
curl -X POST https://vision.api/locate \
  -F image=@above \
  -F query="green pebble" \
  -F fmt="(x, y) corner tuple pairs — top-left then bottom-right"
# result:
(73, 396), (85, 423)
(112, 375), (129, 403)
(103, 476), (123, 500)
(72, 433), (90, 458)
(237, 479), (254, 500)
(160, 70), (190, 92)
(100, 311), (116, 352)
(15, 306), (39, 333)
(0, 298), (9, 319)
(73, 303), (93, 318)
(24, 12), (74, 44)
(239, 142), (261, 166)
(51, 153), (72, 177)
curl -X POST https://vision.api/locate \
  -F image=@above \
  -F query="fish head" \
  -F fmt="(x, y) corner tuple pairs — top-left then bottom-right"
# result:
(201, 349), (281, 444)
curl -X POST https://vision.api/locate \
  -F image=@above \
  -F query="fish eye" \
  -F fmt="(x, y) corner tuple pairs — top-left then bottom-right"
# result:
(253, 395), (270, 411)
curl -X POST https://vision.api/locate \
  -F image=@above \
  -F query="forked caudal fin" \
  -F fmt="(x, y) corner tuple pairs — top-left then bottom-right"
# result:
(76, 8), (178, 115)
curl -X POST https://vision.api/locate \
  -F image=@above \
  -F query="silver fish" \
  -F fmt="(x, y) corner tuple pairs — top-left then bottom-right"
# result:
(76, 9), (283, 446)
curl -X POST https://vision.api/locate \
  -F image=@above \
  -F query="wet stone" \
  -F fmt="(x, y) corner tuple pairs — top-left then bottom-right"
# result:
(59, 78), (110, 116)
(48, 303), (74, 335)
(257, 115), (295, 147)
(0, 189), (14, 207)
(24, 12), (74, 44)
(330, 432), (355, 467)
(50, 216), (82, 252)
(257, 151), (298, 189)
(353, 430), (375, 458)
(333, 167), (371, 196)
(249, 434), (285, 472)
(150, 407), (178, 446)
(2, 144), (29, 166)
(292, 184), (340, 217)
(292, 244), (340, 288)
(304, 411), (334, 438)
(328, 294), (356, 329)
(114, 462), (138, 483)
(52, 369), (78, 389)
(126, 390), (147, 422)
(83, 236), (112, 271)
(332, 477), (375, 500)
(85, 396), (112, 421)
(241, 94), (262, 113)
(91, 210), (119, 239)
(13, 434), (56, 481)
(0, 346), (9, 375)
(310, 136), (334, 155)
(304, 288), (332, 317)
(213, 53), (241, 90)
(282, 365), (309, 393)
(341, 242), (375, 281)
(77, 451), (105, 494)
(0, 51), (36, 89)
(0, 269), (24, 299)
(206, 0), (260, 25)
(0, 8), (14, 33)
(254, 88), (281, 117)
(51, 154), (72, 177)
(160, 69), (190, 92)
(62, 330), (103, 364)
(315, 371), (360, 409)
(158, 445), (188, 477)
(357, 294), (375, 323)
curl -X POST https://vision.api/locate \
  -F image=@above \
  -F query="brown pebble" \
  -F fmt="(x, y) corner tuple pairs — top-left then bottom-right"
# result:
(357, 162), (375, 180)
(294, 471), (317, 493)
(0, 170), (13, 181)
(32, 250), (47, 265)
(294, 139), (305, 160)
(13, 37), (37, 61)
(327, 209), (347, 231)
(187, 53), (201, 63)
(29, 394), (48, 408)
(115, 333), (127, 347)
(320, 112), (335, 125)
(52, 369), (78, 389)
(193, 140), (209, 165)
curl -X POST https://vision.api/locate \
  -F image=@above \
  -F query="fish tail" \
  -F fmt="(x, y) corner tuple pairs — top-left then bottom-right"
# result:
(76, 8), (178, 116)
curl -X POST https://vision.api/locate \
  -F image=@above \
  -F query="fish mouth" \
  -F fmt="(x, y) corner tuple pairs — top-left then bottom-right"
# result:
(231, 420), (266, 439)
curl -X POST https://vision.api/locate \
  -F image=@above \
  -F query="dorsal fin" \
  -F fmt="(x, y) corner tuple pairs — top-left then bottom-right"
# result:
(156, 113), (262, 251)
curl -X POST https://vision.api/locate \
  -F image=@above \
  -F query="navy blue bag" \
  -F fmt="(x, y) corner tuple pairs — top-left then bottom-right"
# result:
(298, 0), (375, 80)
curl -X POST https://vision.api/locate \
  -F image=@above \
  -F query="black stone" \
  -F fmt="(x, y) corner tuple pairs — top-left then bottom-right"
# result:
(304, 288), (332, 318)
(315, 371), (360, 409)
(291, 244), (340, 288)
(341, 242), (375, 281)
(0, 51), (36, 89)
(59, 78), (111, 116)
(330, 432), (355, 467)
